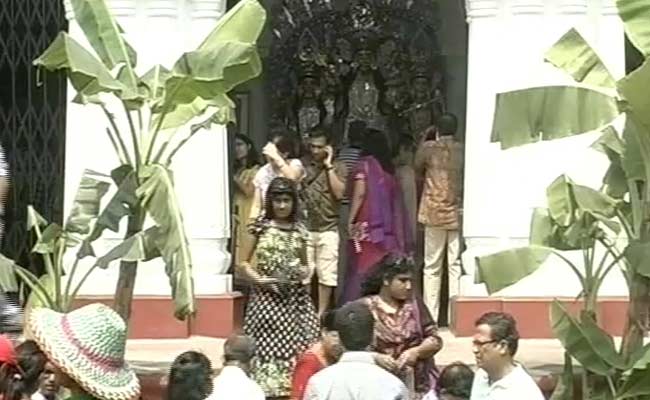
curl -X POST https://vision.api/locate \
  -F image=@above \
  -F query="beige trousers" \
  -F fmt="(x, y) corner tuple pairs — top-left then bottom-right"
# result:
(423, 226), (461, 320)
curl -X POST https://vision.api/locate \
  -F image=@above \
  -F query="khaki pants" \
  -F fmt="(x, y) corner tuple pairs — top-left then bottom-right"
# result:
(305, 230), (339, 287)
(423, 226), (461, 320)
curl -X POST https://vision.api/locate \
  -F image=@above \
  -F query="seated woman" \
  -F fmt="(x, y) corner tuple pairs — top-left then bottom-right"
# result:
(360, 256), (443, 400)
(290, 311), (342, 400)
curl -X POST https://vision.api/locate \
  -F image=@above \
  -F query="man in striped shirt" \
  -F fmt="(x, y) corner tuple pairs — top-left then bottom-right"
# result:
(336, 120), (365, 302)
(0, 144), (8, 245)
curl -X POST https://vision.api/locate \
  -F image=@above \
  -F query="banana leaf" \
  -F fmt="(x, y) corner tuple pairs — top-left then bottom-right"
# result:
(571, 184), (618, 218)
(141, 64), (171, 101)
(550, 301), (617, 375)
(475, 246), (552, 294)
(78, 167), (138, 258)
(26, 206), (47, 231)
(547, 175), (575, 227)
(624, 241), (650, 278)
(616, 0), (650, 57)
(69, 0), (139, 98)
(64, 170), (111, 236)
(618, 59), (650, 131)
(162, 0), (266, 108)
(530, 208), (555, 246)
(491, 86), (619, 149)
(152, 94), (235, 133)
(621, 117), (645, 181)
(33, 32), (125, 97)
(592, 127), (628, 198)
(0, 254), (18, 293)
(617, 367), (650, 399)
(95, 227), (161, 269)
(545, 28), (616, 89)
(32, 224), (63, 255)
(136, 165), (195, 319)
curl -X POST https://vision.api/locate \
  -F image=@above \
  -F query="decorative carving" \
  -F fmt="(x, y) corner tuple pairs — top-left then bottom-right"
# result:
(192, 0), (224, 20)
(146, 0), (178, 17)
(267, 0), (442, 146)
(109, 0), (137, 18)
(464, 0), (500, 20)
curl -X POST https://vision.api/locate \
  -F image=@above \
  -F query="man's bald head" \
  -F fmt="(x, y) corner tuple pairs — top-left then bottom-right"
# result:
(223, 334), (256, 364)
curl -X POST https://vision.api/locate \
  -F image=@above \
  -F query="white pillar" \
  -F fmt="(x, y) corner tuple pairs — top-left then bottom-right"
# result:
(62, 0), (232, 296)
(461, 0), (626, 297)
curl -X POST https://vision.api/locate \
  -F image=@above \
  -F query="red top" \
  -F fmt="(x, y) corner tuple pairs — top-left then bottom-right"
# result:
(291, 350), (326, 400)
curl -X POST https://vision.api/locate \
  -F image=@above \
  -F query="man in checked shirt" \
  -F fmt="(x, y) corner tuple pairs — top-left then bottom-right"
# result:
(0, 144), (8, 244)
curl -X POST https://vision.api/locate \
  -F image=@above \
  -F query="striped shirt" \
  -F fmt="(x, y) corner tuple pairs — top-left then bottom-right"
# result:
(337, 146), (361, 205)
(0, 145), (8, 177)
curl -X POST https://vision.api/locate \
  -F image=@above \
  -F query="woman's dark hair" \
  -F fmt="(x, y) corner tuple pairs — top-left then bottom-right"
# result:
(166, 351), (213, 400)
(360, 256), (415, 296)
(271, 133), (297, 159)
(362, 128), (394, 174)
(234, 134), (260, 171)
(263, 177), (300, 222)
(437, 362), (474, 400)
(0, 339), (46, 400)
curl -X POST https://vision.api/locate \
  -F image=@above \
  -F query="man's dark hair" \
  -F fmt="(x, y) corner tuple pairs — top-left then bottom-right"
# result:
(475, 312), (519, 356)
(271, 133), (297, 158)
(335, 301), (374, 351)
(223, 334), (256, 364)
(348, 120), (366, 147)
(321, 309), (337, 332)
(438, 113), (458, 136)
(437, 362), (474, 400)
(167, 351), (213, 400)
(309, 127), (332, 144)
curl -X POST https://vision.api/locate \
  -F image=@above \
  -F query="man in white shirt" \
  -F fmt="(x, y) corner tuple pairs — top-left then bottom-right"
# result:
(207, 334), (264, 400)
(470, 312), (544, 400)
(304, 301), (408, 400)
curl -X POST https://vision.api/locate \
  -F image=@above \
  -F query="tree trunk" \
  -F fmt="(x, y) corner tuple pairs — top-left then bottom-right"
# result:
(621, 273), (650, 362)
(113, 209), (145, 322)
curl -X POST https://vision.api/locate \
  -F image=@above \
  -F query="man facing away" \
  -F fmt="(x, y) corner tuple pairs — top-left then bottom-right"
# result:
(414, 113), (464, 321)
(208, 334), (264, 400)
(303, 127), (347, 315)
(304, 301), (408, 400)
(470, 312), (544, 400)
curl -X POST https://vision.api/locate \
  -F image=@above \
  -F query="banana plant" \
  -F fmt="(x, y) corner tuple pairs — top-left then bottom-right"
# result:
(33, 0), (266, 321)
(474, 1), (650, 398)
(0, 170), (111, 312)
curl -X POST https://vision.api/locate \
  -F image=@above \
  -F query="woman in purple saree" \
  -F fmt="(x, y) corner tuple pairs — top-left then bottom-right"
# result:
(341, 128), (413, 304)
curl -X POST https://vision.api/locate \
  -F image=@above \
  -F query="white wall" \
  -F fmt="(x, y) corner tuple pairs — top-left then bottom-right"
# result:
(461, 0), (626, 297)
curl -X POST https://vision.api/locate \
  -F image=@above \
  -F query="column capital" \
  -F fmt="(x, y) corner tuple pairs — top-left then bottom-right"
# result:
(509, 0), (544, 15)
(147, 0), (178, 18)
(109, 0), (137, 18)
(192, 0), (225, 20)
(556, 0), (588, 15)
(465, 0), (499, 20)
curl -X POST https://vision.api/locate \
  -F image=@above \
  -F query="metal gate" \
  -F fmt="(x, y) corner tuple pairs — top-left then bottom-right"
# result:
(0, 0), (67, 266)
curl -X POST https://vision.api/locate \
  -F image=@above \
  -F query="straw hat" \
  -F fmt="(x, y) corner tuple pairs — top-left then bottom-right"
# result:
(27, 303), (140, 400)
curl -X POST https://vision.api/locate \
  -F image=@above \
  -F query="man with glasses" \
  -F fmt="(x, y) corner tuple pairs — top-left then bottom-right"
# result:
(470, 312), (544, 400)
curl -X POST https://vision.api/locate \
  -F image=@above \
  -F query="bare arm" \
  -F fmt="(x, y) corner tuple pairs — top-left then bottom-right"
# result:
(272, 158), (303, 182)
(234, 173), (256, 198)
(249, 188), (263, 220)
(348, 177), (366, 228)
(414, 334), (443, 359)
(325, 165), (346, 200)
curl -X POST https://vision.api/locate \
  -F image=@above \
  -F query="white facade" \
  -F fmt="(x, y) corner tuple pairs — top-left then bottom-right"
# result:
(63, 0), (232, 297)
(61, 0), (629, 301)
(461, 0), (627, 297)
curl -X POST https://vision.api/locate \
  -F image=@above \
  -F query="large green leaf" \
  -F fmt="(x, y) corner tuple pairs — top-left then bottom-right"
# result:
(136, 165), (195, 319)
(618, 367), (650, 399)
(78, 167), (138, 258)
(571, 184), (618, 218)
(491, 86), (619, 149)
(95, 227), (161, 269)
(616, 0), (650, 57)
(33, 32), (125, 97)
(592, 127), (628, 198)
(549, 352), (574, 400)
(621, 117), (645, 181)
(152, 94), (235, 133)
(141, 65), (171, 101)
(26, 206), (48, 231)
(32, 224), (63, 255)
(618, 59), (650, 131)
(69, 0), (139, 97)
(65, 170), (111, 236)
(547, 175), (575, 227)
(545, 28), (616, 89)
(624, 241), (650, 278)
(530, 208), (555, 246)
(475, 246), (552, 294)
(0, 254), (18, 293)
(550, 301), (616, 375)
(162, 0), (266, 107)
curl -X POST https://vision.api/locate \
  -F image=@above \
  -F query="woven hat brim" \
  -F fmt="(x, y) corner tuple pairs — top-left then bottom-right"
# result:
(28, 307), (140, 400)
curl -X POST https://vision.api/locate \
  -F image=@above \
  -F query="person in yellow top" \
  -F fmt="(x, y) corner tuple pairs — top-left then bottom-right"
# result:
(233, 134), (261, 266)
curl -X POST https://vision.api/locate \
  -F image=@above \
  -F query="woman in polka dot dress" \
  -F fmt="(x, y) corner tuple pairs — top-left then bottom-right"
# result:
(237, 177), (319, 398)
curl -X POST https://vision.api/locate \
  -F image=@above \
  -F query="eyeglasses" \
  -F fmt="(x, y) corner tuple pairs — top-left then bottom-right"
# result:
(472, 339), (498, 348)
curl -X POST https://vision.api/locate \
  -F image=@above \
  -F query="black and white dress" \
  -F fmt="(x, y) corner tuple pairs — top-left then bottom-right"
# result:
(244, 219), (319, 397)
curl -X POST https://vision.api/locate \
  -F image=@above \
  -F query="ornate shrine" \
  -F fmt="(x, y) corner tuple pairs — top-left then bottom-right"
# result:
(266, 0), (445, 147)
